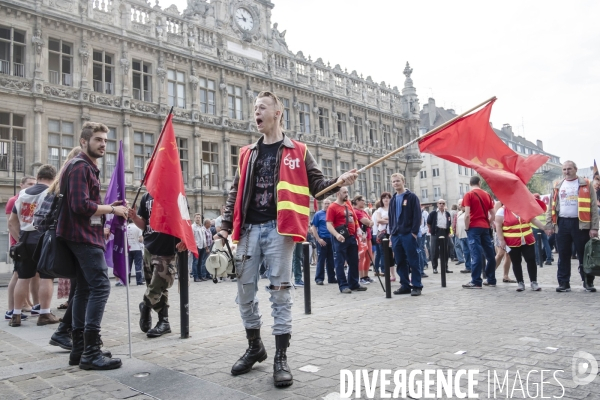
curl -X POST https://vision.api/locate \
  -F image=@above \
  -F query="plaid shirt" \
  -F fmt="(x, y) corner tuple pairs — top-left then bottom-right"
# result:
(57, 153), (105, 249)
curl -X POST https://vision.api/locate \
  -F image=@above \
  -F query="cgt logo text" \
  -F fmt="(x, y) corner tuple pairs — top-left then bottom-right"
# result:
(339, 351), (598, 399)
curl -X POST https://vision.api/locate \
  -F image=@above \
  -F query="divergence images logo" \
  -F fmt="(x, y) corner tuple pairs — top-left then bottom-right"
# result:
(572, 351), (598, 385)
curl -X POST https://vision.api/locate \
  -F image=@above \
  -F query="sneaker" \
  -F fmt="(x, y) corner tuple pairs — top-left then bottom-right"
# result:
(5, 311), (28, 321)
(460, 269), (471, 273)
(411, 288), (422, 296)
(583, 281), (597, 292)
(115, 282), (124, 286)
(422, 272), (429, 278)
(366, 277), (374, 283)
(433, 269), (438, 274)
(531, 281), (541, 291)
(516, 282), (525, 292)
(353, 285), (367, 291)
(359, 278), (371, 285)
(482, 281), (496, 287)
(544, 261), (552, 265)
(294, 280), (304, 287)
(393, 286), (412, 295)
(462, 282), (482, 289)
(556, 282), (571, 292)
(37, 312), (60, 326)
(31, 304), (40, 316)
(341, 288), (352, 294)
(316, 281), (324, 285)
(455, 261), (464, 265)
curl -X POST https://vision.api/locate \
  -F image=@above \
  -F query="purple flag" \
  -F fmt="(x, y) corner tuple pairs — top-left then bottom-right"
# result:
(104, 141), (127, 285)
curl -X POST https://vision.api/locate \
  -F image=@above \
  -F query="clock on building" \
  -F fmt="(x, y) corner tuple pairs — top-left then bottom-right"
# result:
(235, 7), (254, 31)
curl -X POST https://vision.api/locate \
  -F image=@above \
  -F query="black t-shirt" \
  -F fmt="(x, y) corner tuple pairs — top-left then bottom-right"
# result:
(246, 140), (283, 224)
(138, 192), (179, 256)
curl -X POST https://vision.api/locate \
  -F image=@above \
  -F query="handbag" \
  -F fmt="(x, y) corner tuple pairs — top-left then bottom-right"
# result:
(9, 232), (29, 262)
(376, 224), (389, 243)
(473, 191), (494, 237)
(334, 205), (351, 239)
(33, 160), (83, 279)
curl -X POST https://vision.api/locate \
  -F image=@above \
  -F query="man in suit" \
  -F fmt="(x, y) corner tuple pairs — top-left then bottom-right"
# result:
(427, 199), (453, 274)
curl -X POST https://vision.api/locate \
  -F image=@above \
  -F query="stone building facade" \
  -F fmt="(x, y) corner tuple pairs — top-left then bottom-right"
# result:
(0, 0), (423, 222)
(415, 98), (562, 207)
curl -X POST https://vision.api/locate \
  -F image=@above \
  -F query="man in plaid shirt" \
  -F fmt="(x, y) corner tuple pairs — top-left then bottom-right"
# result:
(58, 122), (128, 371)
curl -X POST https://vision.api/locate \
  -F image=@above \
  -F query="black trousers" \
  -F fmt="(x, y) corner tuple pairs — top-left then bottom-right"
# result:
(508, 244), (537, 283)
(556, 217), (594, 285)
(430, 234), (449, 270)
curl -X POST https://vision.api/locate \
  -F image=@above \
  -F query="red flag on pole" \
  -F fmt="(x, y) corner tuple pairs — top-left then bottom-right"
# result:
(418, 99), (549, 221)
(593, 160), (599, 179)
(145, 114), (198, 257)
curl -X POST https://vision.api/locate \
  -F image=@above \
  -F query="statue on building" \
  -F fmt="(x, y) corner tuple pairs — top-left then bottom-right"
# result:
(183, 0), (213, 20)
(120, 51), (130, 76)
(79, 42), (89, 79)
(271, 23), (288, 50)
(31, 28), (44, 68)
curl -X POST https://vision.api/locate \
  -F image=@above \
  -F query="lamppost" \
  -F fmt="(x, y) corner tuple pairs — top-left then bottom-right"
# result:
(12, 134), (17, 196)
(200, 158), (204, 219)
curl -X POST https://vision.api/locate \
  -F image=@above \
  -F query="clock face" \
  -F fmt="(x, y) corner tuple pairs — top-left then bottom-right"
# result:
(235, 7), (254, 31)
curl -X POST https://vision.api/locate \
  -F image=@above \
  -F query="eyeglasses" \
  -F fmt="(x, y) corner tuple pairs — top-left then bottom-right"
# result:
(438, 203), (445, 205)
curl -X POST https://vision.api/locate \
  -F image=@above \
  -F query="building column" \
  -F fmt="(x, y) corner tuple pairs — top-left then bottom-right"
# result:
(33, 99), (44, 170)
(122, 114), (133, 185)
(222, 134), (231, 191)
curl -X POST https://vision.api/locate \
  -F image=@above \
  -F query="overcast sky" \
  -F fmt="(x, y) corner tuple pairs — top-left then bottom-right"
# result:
(169, 0), (600, 171)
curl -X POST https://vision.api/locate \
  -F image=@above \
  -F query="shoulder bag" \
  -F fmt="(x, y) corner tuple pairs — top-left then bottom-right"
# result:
(334, 205), (351, 239)
(33, 160), (83, 279)
(473, 191), (494, 237)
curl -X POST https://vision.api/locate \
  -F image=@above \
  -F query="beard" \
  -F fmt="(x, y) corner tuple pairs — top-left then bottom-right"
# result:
(87, 147), (105, 159)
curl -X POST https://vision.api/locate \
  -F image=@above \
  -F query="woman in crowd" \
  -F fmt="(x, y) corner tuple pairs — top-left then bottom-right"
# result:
(352, 195), (374, 285)
(494, 201), (547, 291)
(491, 200), (516, 285)
(373, 192), (396, 281)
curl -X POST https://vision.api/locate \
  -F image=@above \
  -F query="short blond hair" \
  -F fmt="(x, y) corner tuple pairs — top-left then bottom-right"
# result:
(391, 172), (405, 182)
(256, 91), (284, 129)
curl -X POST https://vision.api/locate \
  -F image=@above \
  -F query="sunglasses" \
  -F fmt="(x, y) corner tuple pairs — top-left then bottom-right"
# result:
(438, 203), (445, 205)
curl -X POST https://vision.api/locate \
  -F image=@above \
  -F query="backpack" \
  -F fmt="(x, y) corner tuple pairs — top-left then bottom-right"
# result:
(583, 237), (600, 276)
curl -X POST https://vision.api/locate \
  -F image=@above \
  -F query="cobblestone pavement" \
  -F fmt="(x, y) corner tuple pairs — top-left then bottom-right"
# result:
(0, 262), (599, 399)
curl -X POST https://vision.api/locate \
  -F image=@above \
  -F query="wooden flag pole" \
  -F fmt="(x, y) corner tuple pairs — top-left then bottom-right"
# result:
(315, 96), (496, 198)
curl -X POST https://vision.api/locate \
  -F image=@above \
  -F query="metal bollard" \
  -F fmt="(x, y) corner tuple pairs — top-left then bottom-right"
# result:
(302, 242), (311, 314)
(537, 232), (544, 269)
(177, 250), (190, 339)
(382, 238), (392, 298)
(439, 236), (447, 288)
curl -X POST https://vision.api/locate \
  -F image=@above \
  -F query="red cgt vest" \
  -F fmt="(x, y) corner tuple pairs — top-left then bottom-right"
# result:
(502, 207), (535, 247)
(232, 140), (310, 243)
(551, 179), (591, 224)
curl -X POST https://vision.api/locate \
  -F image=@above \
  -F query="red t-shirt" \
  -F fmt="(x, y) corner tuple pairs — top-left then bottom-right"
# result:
(463, 188), (494, 229)
(326, 201), (358, 236)
(5, 194), (18, 246)
(353, 208), (372, 240)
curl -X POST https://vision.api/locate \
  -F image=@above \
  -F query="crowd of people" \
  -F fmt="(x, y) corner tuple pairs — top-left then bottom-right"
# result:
(3, 88), (599, 391)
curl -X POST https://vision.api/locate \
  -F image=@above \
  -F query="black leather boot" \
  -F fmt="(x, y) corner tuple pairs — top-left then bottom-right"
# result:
(79, 330), (122, 370)
(231, 328), (267, 375)
(146, 307), (171, 338)
(69, 329), (84, 366)
(273, 334), (293, 387)
(139, 301), (152, 333)
(49, 322), (72, 350)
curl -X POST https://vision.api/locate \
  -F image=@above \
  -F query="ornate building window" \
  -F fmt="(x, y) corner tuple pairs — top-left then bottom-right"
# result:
(318, 107), (329, 136)
(336, 112), (347, 140)
(133, 131), (154, 180)
(321, 159), (333, 179)
(357, 163), (367, 195)
(369, 122), (378, 147)
(340, 161), (351, 191)
(230, 145), (239, 178)
(282, 98), (291, 130)
(168, 69), (186, 108)
(299, 102), (311, 133)
(227, 84), (242, 120)
(98, 127), (117, 181)
(0, 26), (25, 77)
(47, 119), (74, 171)
(178, 137), (188, 184)
(382, 124), (392, 149)
(48, 38), (72, 86)
(199, 78), (216, 115)
(93, 50), (114, 94)
(385, 168), (394, 192)
(372, 166), (382, 196)
(353, 116), (363, 144)
(0, 112), (25, 172)
(132, 60), (152, 102)
(202, 141), (219, 189)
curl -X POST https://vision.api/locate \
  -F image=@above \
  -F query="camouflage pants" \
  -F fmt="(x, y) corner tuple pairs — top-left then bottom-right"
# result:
(143, 250), (176, 312)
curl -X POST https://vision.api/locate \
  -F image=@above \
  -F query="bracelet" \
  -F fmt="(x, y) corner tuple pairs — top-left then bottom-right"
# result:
(110, 206), (115, 214)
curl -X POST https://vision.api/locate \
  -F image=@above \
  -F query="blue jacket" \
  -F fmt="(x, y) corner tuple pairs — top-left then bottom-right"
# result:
(389, 189), (421, 236)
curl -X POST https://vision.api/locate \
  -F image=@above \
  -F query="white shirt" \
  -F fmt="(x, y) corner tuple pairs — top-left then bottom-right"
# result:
(436, 210), (447, 229)
(374, 207), (389, 232)
(558, 179), (579, 218)
(215, 215), (223, 230)
(127, 223), (143, 251)
(420, 210), (429, 235)
(192, 223), (205, 248)
(456, 211), (467, 239)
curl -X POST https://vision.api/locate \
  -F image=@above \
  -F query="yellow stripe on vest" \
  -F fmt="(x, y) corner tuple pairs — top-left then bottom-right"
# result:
(503, 224), (531, 231)
(579, 198), (591, 204)
(277, 181), (310, 196)
(278, 201), (310, 216)
(503, 230), (533, 238)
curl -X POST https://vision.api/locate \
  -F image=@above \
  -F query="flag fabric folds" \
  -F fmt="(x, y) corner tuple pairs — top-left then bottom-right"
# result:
(104, 141), (128, 285)
(418, 99), (549, 221)
(593, 160), (599, 179)
(145, 113), (198, 257)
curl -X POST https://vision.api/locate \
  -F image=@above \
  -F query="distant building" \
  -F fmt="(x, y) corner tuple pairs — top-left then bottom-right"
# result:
(415, 98), (561, 206)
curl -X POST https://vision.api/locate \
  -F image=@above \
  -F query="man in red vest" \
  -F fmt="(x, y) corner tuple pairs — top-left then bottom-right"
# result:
(545, 160), (599, 292)
(218, 91), (357, 388)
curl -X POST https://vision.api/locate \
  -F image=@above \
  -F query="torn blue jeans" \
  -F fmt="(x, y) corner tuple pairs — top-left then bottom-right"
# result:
(234, 220), (295, 335)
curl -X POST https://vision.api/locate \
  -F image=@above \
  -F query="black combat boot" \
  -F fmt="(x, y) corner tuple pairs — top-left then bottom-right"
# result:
(273, 334), (293, 387)
(79, 330), (122, 370)
(49, 322), (72, 350)
(146, 307), (171, 338)
(139, 301), (152, 333)
(69, 329), (84, 366)
(231, 328), (268, 375)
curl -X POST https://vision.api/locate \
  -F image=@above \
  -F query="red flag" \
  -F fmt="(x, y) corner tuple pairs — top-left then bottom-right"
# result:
(313, 198), (318, 212)
(145, 114), (198, 257)
(418, 99), (549, 221)
(593, 160), (599, 179)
